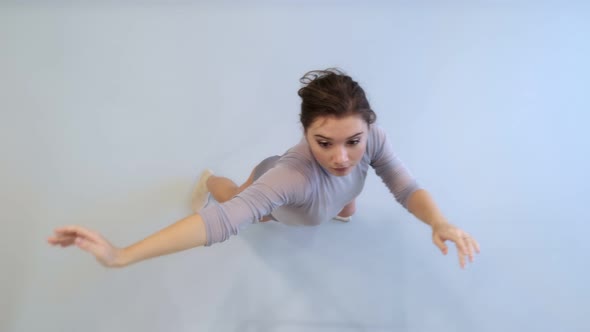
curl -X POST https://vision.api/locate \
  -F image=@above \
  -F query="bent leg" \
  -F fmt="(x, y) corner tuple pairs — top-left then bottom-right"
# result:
(334, 199), (356, 222)
(338, 199), (356, 217)
(207, 156), (279, 222)
(208, 169), (274, 222)
(207, 170), (255, 203)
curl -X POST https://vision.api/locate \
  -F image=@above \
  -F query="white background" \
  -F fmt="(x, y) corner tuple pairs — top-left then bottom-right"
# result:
(2, 1), (588, 331)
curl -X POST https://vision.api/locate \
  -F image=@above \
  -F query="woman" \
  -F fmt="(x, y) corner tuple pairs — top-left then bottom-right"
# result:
(47, 69), (480, 269)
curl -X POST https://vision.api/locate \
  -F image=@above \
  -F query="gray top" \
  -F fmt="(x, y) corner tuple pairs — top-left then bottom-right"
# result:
(199, 124), (421, 246)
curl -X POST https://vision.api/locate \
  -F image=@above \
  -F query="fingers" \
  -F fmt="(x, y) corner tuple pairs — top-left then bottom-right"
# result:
(433, 224), (481, 269)
(455, 237), (468, 269)
(432, 234), (448, 255)
(48, 225), (105, 249)
(472, 238), (481, 254)
(47, 235), (77, 247)
(53, 225), (102, 244)
(74, 236), (101, 256)
(460, 237), (473, 264)
(463, 235), (481, 260)
(455, 234), (480, 268)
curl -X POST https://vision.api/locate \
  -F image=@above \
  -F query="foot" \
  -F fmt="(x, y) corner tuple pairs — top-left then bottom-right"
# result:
(333, 215), (352, 222)
(191, 169), (214, 213)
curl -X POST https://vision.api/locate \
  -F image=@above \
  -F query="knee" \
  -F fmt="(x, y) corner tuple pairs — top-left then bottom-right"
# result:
(338, 200), (356, 217)
(216, 193), (235, 203)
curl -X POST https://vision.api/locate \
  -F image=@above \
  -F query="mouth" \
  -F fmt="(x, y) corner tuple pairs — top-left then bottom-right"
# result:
(332, 166), (351, 173)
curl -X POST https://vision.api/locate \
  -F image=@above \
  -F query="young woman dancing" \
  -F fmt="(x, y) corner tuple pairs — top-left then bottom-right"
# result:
(48, 69), (480, 269)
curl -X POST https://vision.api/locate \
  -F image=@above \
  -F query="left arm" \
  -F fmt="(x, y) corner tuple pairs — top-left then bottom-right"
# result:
(406, 189), (448, 228)
(406, 189), (480, 268)
(368, 125), (480, 268)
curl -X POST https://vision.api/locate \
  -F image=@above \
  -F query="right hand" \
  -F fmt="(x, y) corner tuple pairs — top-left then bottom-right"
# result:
(47, 225), (125, 268)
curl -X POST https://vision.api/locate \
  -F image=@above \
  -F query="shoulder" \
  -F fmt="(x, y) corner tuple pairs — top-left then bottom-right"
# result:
(368, 123), (387, 143)
(366, 123), (389, 158)
(277, 138), (317, 178)
(253, 160), (313, 203)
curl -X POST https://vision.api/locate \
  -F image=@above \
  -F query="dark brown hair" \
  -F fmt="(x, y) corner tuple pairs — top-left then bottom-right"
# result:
(298, 68), (376, 131)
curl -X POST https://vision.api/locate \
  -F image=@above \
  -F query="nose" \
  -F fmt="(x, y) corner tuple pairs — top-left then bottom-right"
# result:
(332, 146), (349, 166)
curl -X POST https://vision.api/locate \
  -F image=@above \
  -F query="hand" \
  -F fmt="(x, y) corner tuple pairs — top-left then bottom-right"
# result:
(431, 222), (480, 269)
(47, 225), (125, 268)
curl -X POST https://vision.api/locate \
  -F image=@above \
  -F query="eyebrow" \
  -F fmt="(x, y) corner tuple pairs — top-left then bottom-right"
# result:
(314, 132), (364, 140)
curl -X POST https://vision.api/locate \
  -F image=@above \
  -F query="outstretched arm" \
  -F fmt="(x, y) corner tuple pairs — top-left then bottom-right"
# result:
(47, 213), (207, 268)
(406, 189), (448, 227)
(406, 189), (480, 268)
(368, 125), (480, 268)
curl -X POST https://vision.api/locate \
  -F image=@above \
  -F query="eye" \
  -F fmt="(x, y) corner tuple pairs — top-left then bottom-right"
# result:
(317, 141), (331, 148)
(347, 139), (361, 146)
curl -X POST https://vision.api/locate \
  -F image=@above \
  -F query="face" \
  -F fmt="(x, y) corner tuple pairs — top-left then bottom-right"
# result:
(305, 114), (369, 176)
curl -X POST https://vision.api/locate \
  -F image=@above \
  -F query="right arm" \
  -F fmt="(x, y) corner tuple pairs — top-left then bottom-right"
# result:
(47, 213), (207, 268)
(48, 165), (309, 267)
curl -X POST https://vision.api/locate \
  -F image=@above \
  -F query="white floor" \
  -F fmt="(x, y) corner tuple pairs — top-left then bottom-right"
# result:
(2, 2), (589, 331)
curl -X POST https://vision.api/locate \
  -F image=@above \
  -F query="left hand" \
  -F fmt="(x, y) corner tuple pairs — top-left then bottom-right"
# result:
(431, 222), (480, 268)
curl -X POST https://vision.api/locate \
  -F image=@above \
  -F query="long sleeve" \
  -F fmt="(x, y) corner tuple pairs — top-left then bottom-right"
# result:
(198, 165), (310, 246)
(368, 125), (421, 209)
